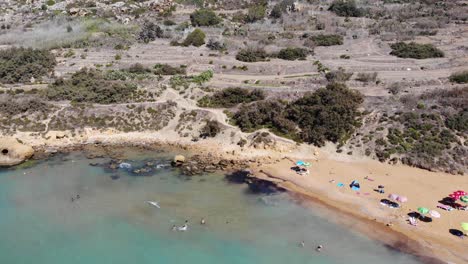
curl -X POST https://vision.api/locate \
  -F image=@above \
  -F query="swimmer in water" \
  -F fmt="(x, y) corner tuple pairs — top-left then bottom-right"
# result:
(201, 218), (206, 225)
(316, 245), (323, 252)
(172, 225), (177, 231)
(300, 241), (305, 248)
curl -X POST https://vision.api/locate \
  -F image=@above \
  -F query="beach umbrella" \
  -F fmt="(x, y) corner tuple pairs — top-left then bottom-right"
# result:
(397, 196), (408, 203)
(461, 223), (468, 231)
(388, 194), (399, 200)
(460, 196), (468, 203)
(429, 210), (441, 218)
(417, 207), (429, 215)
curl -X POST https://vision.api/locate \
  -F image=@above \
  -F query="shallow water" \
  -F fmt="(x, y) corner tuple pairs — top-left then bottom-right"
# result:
(0, 151), (422, 264)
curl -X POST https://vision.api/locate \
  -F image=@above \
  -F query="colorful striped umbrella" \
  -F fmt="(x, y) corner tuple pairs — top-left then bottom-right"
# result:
(417, 207), (429, 215)
(429, 210), (441, 218)
(462, 223), (468, 231)
(460, 196), (468, 203)
(397, 196), (408, 203)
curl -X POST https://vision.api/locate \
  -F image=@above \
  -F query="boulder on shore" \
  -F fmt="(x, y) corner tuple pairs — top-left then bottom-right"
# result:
(0, 138), (34, 167)
(171, 154), (186, 167)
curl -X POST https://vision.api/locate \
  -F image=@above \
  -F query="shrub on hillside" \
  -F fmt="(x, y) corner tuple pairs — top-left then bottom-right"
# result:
(154, 64), (186, 75)
(233, 100), (297, 137)
(328, 0), (364, 17)
(269, 0), (294, 19)
(286, 83), (363, 146)
(0, 96), (50, 117)
(183, 29), (206, 47)
(245, 4), (267, 23)
(200, 120), (222, 138)
(325, 68), (353, 82)
(198, 88), (265, 108)
(449, 71), (468, 84)
(389, 42), (444, 59)
(0, 47), (56, 84)
(138, 21), (163, 43)
(206, 39), (226, 51)
(355, 72), (378, 83)
(277, 47), (309, 61)
(190, 9), (222, 27)
(446, 110), (468, 132)
(235, 48), (268, 62)
(45, 68), (137, 104)
(232, 83), (363, 145)
(309, 34), (343, 46)
(270, 4), (283, 19)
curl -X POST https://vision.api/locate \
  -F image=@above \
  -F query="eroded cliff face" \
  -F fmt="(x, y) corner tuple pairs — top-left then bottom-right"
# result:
(0, 137), (34, 166)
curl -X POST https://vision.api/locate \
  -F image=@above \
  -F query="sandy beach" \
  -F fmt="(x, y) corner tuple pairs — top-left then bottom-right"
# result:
(253, 152), (468, 264)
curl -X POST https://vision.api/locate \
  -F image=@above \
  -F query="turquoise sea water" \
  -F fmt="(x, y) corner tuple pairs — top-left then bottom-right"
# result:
(0, 151), (422, 264)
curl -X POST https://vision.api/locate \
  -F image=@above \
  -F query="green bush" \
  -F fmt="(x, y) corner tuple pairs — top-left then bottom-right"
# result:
(270, 4), (283, 19)
(233, 100), (297, 138)
(200, 120), (222, 138)
(390, 42), (444, 59)
(0, 47), (56, 84)
(236, 48), (268, 62)
(183, 29), (206, 47)
(232, 83), (363, 145)
(446, 110), (468, 132)
(277, 47), (309, 61)
(45, 68), (137, 104)
(163, 20), (176, 26)
(0, 96), (50, 117)
(449, 71), (468, 84)
(198, 88), (265, 108)
(355, 72), (378, 83)
(286, 83), (363, 146)
(310, 34), (343, 46)
(245, 5), (266, 23)
(138, 21), (163, 43)
(154, 64), (186, 75)
(190, 9), (222, 27)
(192, 70), (213, 84)
(206, 39), (226, 51)
(270, 0), (294, 19)
(328, 0), (364, 17)
(325, 68), (353, 82)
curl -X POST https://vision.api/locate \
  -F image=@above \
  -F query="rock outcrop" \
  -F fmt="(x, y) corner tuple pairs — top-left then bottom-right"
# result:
(0, 138), (34, 167)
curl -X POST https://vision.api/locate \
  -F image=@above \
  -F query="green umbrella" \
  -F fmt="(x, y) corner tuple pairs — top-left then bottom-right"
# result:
(461, 196), (468, 203)
(417, 207), (429, 215)
(461, 223), (468, 231)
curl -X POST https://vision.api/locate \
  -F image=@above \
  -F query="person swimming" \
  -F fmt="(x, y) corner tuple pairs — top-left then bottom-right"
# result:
(178, 224), (188, 231)
(201, 218), (206, 225)
(316, 245), (323, 252)
(299, 241), (305, 248)
(171, 225), (177, 231)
